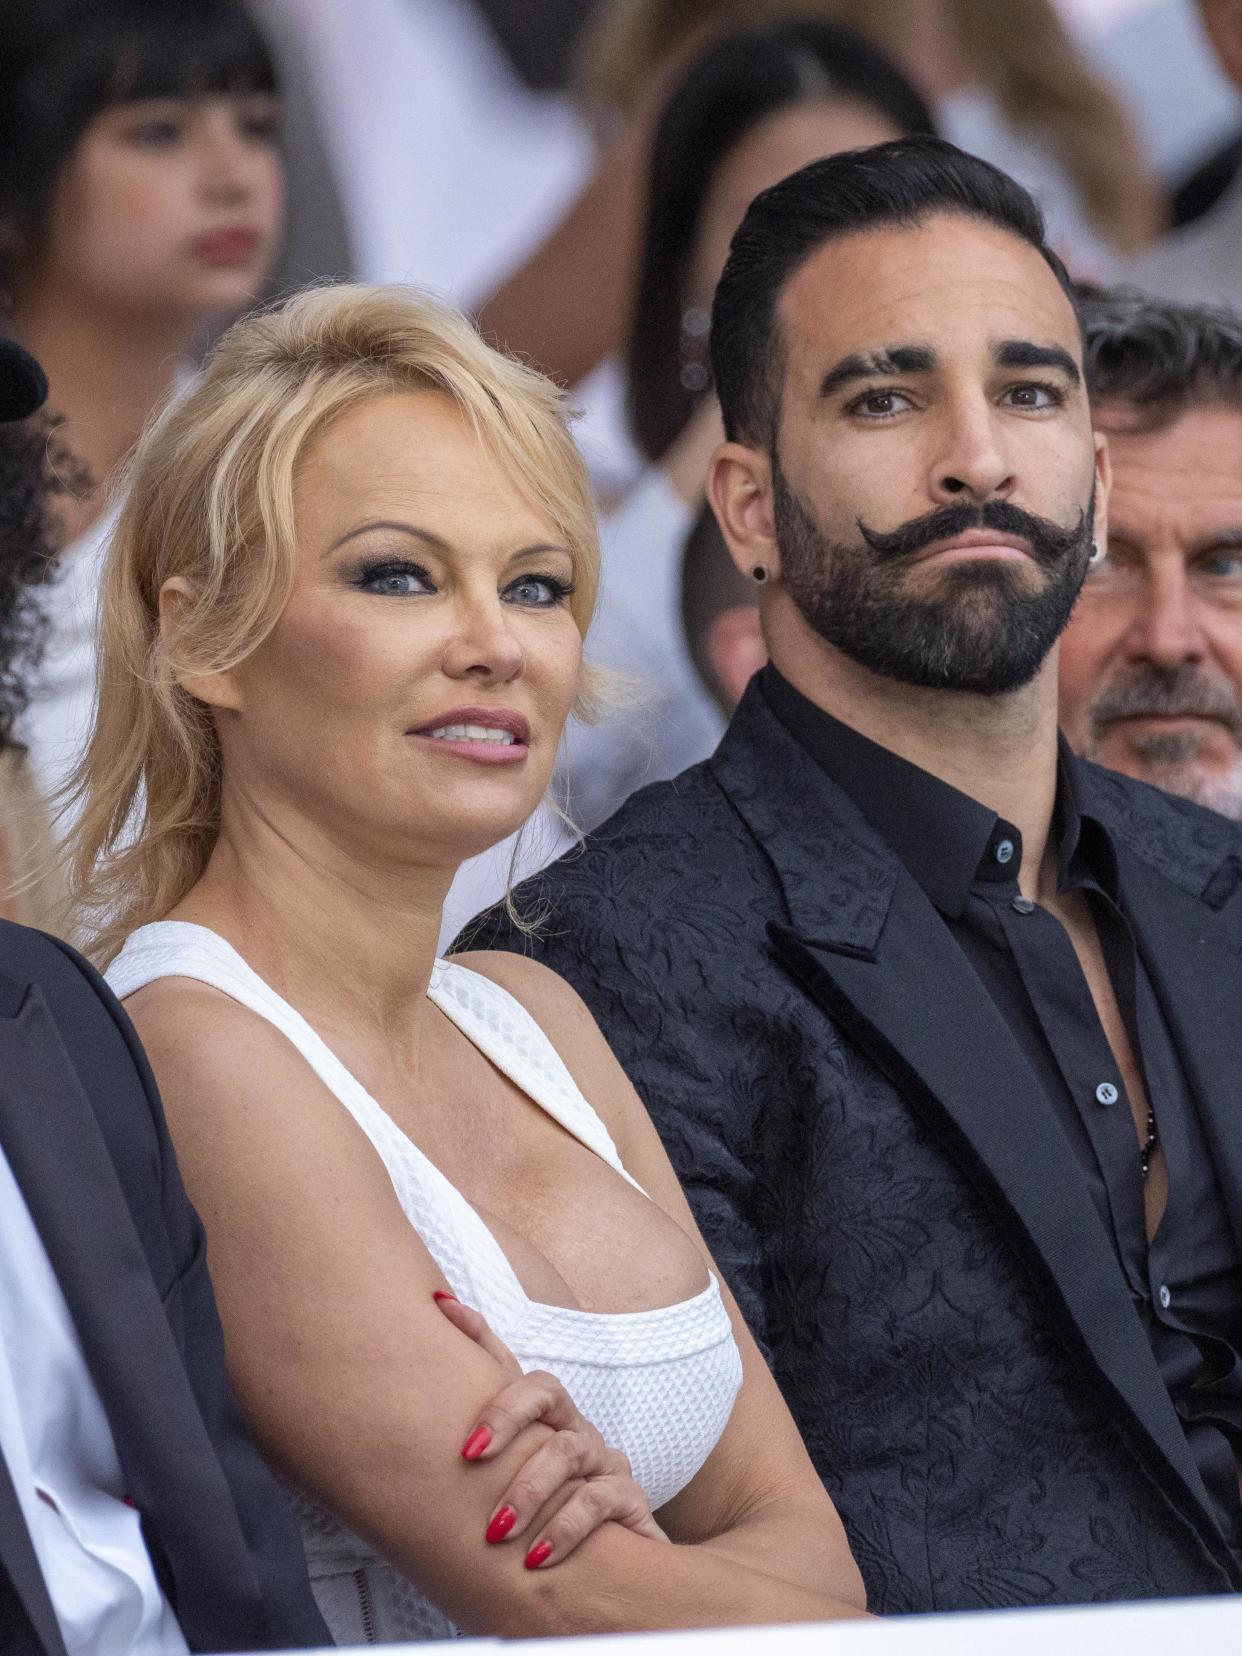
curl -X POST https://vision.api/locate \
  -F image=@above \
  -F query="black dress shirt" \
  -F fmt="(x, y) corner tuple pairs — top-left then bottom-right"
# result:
(761, 664), (1242, 1554)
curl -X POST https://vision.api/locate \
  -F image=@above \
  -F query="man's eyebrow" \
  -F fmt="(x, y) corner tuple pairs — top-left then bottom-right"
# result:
(327, 520), (450, 555)
(994, 339), (1081, 383)
(818, 345), (937, 399)
(1197, 526), (1242, 553)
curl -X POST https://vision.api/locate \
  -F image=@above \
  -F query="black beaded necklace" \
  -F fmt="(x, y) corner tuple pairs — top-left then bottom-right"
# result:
(1140, 1105), (1158, 1181)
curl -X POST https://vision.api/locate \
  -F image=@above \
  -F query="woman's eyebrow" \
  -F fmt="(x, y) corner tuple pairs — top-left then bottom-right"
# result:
(327, 520), (449, 555)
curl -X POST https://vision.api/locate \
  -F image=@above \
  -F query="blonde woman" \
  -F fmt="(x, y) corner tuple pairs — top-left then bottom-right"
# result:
(69, 284), (866, 1641)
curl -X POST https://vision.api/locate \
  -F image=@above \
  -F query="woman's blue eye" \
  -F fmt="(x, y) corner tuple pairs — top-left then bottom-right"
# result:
(504, 574), (574, 607)
(354, 562), (430, 596)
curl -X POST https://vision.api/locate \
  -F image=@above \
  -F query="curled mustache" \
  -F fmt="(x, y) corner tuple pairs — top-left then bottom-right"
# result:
(1091, 664), (1242, 739)
(857, 499), (1090, 566)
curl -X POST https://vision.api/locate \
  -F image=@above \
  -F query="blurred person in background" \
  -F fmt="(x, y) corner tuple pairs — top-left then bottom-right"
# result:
(0, 346), (69, 931)
(679, 503), (763, 717)
(1060, 285), (1242, 819)
(561, 15), (937, 830)
(0, 0), (285, 823)
(481, 0), (1159, 413)
(1128, 0), (1242, 308)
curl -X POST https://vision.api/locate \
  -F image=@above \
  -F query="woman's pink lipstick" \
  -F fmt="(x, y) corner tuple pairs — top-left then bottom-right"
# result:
(409, 706), (530, 765)
(191, 227), (261, 266)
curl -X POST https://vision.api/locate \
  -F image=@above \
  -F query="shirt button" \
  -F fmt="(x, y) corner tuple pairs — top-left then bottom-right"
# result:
(1011, 896), (1035, 914)
(995, 838), (1016, 865)
(1095, 1082), (1119, 1106)
(1159, 1284), (1172, 1311)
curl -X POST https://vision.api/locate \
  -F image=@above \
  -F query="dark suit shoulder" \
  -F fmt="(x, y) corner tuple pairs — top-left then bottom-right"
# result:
(461, 757), (751, 959)
(1076, 760), (1242, 906)
(0, 921), (164, 1127)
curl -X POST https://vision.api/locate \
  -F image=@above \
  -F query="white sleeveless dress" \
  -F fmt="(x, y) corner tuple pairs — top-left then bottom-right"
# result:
(107, 922), (743, 1644)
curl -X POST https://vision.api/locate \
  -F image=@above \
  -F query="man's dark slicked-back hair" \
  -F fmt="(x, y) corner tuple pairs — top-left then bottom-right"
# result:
(1078, 284), (1242, 430)
(710, 135), (1078, 448)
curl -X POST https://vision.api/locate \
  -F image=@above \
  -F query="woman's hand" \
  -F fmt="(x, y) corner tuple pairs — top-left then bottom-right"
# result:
(434, 1290), (667, 1568)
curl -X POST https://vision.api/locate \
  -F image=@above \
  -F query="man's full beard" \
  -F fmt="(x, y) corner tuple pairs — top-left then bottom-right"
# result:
(772, 458), (1094, 697)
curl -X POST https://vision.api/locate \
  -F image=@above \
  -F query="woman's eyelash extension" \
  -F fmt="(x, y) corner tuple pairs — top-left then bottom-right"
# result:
(514, 572), (576, 600)
(351, 557), (429, 588)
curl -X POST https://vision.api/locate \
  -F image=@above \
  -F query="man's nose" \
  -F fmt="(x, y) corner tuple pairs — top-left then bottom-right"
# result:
(929, 399), (1016, 505)
(1124, 566), (1207, 671)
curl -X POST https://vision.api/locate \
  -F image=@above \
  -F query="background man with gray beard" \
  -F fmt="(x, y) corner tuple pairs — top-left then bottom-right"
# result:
(1060, 288), (1242, 819)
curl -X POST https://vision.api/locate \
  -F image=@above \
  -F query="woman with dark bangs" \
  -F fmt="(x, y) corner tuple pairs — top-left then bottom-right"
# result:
(1, 0), (285, 836)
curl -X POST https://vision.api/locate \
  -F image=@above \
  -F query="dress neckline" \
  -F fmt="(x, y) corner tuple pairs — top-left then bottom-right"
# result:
(114, 920), (717, 1327)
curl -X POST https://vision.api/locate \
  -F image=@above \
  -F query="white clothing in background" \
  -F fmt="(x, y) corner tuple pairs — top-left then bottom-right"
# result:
(1119, 170), (1242, 311)
(20, 502), (119, 831)
(254, 0), (591, 308)
(563, 468), (725, 833)
(0, 1143), (188, 1656)
(940, 90), (1116, 277)
(107, 921), (743, 1646)
(1081, 0), (1240, 184)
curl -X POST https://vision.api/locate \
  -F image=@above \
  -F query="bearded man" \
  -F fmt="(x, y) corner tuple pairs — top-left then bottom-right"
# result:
(1060, 287), (1242, 819)
(465, 138), (1242, 1614)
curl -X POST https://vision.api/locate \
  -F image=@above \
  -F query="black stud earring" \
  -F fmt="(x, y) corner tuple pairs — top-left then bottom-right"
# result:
(1088, 538), (1102, 565)
(751, 564), (768, 584)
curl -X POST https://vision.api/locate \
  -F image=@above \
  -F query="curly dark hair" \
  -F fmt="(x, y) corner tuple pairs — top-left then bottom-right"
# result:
(0, 417), (58, 751)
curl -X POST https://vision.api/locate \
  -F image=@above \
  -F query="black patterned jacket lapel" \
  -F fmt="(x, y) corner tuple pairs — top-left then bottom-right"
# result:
(0, 980), (264, 1636)
(709, 687), (1238, 1575)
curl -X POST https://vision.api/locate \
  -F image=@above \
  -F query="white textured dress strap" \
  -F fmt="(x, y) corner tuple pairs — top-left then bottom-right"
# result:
(429, 959), (645, 1191)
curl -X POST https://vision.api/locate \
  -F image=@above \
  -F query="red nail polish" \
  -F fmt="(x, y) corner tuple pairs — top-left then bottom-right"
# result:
(486, 1505), (516, 1544)
(461, 1425), (492, 1461)
(432, 1290), (457, 1303)
(525, 1540), (553, 1570)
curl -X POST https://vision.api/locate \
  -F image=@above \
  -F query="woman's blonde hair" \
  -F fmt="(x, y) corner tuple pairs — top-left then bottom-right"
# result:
(579, 0), (1160, 252)
(67, 283), (601, 964)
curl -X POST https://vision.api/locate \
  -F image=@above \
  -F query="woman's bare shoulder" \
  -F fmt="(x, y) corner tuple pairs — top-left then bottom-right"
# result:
(123, 974), (290, 1078)
(120, 975), (357, 1159)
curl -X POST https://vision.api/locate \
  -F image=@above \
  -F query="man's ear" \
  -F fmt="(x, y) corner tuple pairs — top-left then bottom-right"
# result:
(158, 577), (243, 713)
(1091, 428), (1112, 553)
(705, 440), (781, 583)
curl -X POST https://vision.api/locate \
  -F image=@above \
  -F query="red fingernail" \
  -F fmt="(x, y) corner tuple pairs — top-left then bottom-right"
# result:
(432, 1290), (457, 1303)
(461, 1425), (492, 1461)
(486, 1505), (516, 1544)
(525, 1540), (553, 1570)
